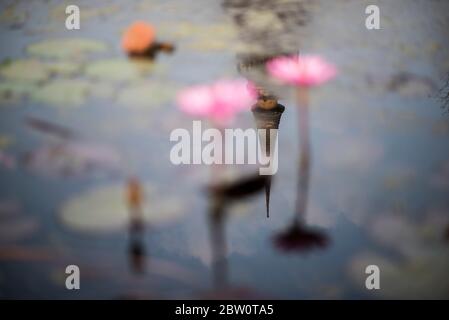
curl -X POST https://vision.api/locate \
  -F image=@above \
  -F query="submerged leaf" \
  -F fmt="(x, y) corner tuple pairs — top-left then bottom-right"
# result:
(59, 183), (185, 233)
(25, 116), (76, 140)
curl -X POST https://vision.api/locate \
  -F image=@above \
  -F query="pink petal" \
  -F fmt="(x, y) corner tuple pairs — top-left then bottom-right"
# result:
(267, 56), (303, 85)
(177, 85), (215, 117)
(267, 55), (337, 87)
(177, 79), (256, 124)
(212, 79), (256, 112)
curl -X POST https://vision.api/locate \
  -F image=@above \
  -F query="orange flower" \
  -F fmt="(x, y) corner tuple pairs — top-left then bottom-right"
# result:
(122, 21), (156, 54)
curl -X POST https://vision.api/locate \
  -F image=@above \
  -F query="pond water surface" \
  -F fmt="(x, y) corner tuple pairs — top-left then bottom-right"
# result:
(0, 0), (449, 299)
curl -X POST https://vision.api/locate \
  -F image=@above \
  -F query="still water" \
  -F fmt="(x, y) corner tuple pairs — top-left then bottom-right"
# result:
(0, 0), (449, 299)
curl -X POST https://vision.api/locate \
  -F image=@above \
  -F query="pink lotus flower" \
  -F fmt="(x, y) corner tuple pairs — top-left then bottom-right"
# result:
(267, 55), (337, 87)
(177, 79), (257, 125)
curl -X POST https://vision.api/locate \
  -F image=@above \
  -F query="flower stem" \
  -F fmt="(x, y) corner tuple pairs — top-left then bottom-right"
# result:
(294, 87), (311, 225)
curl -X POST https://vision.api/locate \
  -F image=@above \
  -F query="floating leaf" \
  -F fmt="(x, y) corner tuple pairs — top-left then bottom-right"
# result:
(160, 22), (236, 41)
(0, 59), (50, 82)
(117, 81), (176, 108)
(31, 79), (90, 107)
(161, 22), (237, 52)
(59, 183), (185, 233)
(0, 81), (36, 105)
(27, 38), (107, 59)
(45, 61), (81, 76)
(85, 59), (153, 83)
(90, 83), (116, 100)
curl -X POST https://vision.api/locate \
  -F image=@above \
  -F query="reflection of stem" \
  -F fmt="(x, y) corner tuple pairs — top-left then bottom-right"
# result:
(207, 122), (229, 289)
(295, 87), (311, 225)
(209, 198), (228, 289)
(126, 178), (146, 274)
(211, 124), (225, 186)
(129, 209), (146, 274)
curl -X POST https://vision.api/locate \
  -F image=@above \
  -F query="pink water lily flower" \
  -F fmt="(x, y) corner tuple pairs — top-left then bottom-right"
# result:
(267, 55), (337, 87)
(177, 79), (257, 125)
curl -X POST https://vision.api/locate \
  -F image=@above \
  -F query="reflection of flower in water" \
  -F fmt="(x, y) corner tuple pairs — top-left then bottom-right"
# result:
(273, 223), (329, 252)
(267, 55), (337, 87)
(266, 54), (334, 252)
(177, 79), (257, 125)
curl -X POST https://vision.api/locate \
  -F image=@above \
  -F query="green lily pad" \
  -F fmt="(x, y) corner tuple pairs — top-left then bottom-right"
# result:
(31, 79), (90, 107)
(45, 61), (81, 76)
(0, 81), (36, 105)
(117, 81), (176, 108)
(27, 38), (107, 59)
(59, 183), (185, 233)
(0, 59), (50, 82)
(85, 59), (154, 83)
(89, 83), (115, 100)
